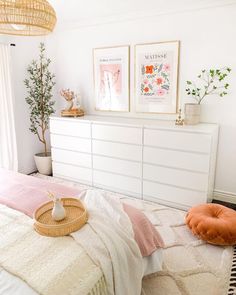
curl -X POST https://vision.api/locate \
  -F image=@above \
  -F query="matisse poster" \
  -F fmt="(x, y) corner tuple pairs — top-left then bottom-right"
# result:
(93, 46), (130, 112)
(135, 41), (180, 114)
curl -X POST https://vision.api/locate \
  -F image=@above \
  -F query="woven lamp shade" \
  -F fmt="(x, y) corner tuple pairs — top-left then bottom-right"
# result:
(0, 0), (57, 36)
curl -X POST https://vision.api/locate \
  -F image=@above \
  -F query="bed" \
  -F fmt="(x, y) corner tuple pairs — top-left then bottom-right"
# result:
(0, 168), (163, 295)
(32, 175), (236, 295)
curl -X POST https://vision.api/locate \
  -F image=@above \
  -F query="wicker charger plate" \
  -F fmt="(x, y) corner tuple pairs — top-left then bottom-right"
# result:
(34, 198), (88, 237)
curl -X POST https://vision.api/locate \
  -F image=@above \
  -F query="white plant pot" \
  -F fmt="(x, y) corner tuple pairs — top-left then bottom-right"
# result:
(184, 103), (201, 125)
(34, 152), (52, 175)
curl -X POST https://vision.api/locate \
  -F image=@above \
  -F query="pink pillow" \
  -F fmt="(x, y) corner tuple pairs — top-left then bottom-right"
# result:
(123, 203), (164, 257)
(0, 169), (81, 217)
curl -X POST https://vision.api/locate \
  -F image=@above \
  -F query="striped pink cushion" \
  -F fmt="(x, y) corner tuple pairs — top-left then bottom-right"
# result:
(123, 203), (164, 257)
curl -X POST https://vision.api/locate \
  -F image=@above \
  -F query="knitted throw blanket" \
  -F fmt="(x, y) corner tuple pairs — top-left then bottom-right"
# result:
(0, 204), (106, 295)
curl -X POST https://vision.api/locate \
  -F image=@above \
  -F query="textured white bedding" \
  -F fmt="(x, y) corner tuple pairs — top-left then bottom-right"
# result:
(0, 268), (37, 295)
(30, 175), (235, 295)
(0, 250), (163, 295)
(0, 188), (163, 295)
(143, 250), (163, 276)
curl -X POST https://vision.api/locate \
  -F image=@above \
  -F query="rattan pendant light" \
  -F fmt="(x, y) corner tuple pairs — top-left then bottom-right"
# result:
(0, 0), (57, 36)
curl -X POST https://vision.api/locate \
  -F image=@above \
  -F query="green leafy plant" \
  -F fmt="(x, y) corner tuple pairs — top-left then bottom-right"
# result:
(24, 43), (56, 156)
(185, 67), (231, 104)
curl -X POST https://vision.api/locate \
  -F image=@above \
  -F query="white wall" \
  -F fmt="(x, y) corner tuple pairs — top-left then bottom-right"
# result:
(47, 3), (236, 200)
(0, 35), (53, 174)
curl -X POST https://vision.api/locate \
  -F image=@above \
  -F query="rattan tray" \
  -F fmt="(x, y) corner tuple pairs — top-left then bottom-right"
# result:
(34, 198), (88, 237)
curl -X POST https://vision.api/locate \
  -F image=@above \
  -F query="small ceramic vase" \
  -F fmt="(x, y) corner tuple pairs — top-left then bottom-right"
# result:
(52, 198), (66, 221)
(184, 103), (201, 125)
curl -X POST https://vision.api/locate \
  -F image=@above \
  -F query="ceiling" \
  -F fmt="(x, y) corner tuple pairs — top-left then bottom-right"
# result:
(48, 0), (234, 28)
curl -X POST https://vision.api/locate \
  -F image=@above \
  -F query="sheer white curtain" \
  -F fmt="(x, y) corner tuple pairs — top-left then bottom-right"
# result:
(0, 44), (18, 171)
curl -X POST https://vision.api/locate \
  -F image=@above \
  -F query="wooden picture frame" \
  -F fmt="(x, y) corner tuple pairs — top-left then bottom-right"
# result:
(135, 41), (180, 114)
(93, 45), (130, 112)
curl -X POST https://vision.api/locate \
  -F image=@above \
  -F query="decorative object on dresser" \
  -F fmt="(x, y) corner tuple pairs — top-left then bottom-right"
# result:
(24, 43), (56, 175)
(50, 115), (218, 210)
(185, 67), (231, 125)
(93, 45), (130, 112)
(135, 41), (180, 114)
(60, 89), (85, 117)
(175, 108), (184, 125)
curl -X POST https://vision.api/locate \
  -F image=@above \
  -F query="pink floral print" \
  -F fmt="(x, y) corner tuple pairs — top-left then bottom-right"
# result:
(140, 62), (170, 98)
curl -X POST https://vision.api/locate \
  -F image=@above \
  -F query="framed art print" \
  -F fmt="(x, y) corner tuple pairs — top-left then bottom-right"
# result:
(135, 41), (180, 114)
(93, 46), (130, 112)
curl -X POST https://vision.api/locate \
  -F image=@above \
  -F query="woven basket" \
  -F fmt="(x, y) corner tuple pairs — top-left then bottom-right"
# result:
(34, 198), (88, 237)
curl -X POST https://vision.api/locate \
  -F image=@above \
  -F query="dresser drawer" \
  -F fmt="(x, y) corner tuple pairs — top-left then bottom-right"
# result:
(143, 146), (210, 173)
(53, 162), (92, 184)
(143, 180), (206, 207)
(93, 140), (142, 162)
(50, 119), (91, 138)
(51, 134), (91, 153)
(92, 124), (142, 145)
(143, 164), (208, 192)
(52, 148), (92, 168)
(93, 170), (142, 197)
(93, 155), (141, 178)
(144, 129), (212, 153)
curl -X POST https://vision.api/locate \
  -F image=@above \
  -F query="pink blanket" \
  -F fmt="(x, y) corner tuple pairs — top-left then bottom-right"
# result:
(0, 169), (163, 256)
(123, 203), (164, 256)
(0, 168), (81, 217)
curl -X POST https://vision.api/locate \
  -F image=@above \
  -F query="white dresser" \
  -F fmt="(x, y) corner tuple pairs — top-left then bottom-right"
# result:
(50, 115), (219, 210)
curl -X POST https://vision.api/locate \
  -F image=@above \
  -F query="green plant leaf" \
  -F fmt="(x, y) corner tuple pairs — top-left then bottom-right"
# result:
(162, 84), (169, 90)
(24, 42), (56, 154)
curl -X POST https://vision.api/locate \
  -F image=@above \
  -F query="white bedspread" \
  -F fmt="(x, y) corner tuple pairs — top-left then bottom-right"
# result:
(0, 268), (37, 295)
(0, 253), (162, 295)
(0, 204), (105, 295)
(72, 190), (144, 295)
(0, 254), (162, 295)
(0, 189), (162, 295)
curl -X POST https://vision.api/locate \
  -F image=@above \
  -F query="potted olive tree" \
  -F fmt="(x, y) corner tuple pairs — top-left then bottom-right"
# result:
(185, 67), (231, 125)
(24, 43), (56, 175)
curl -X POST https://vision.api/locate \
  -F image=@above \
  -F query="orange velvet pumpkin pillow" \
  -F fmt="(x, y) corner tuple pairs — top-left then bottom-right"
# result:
(186, 204), (236, 246)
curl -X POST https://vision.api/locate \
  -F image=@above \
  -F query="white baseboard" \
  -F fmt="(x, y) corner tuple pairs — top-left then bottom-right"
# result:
(213, 190), (236, 204)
